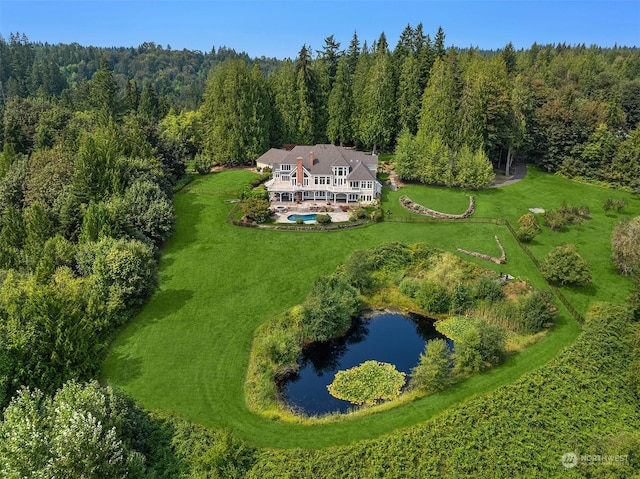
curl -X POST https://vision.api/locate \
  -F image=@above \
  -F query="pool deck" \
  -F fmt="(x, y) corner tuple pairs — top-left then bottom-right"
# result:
(271, 202), (352, 223)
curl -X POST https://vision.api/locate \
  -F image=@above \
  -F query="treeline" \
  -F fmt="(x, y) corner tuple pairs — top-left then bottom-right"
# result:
(0, 32), (280, 109)
(3, 29), (639, 190)
(0, 48), (183, 406)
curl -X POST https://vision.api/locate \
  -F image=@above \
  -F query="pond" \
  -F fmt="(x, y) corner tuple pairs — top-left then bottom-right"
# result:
(281, 312), (447, 416)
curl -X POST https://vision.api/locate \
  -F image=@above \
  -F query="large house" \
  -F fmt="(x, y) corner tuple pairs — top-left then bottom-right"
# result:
(257, 144), (382, 204)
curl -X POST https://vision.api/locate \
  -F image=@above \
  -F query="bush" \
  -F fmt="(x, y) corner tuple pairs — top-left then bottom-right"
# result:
(516, 212), (540, 242)
(371, 208), (384, 222)
(450, 284), (473, 314)
(354, 208), (367, 220)
(474, 276), (504, 302)
(543, 209), (567, 231)
(241, 197), (271, 223)
(517, 290), (557, 333)
(295, 217), (304, 225)
(399, 277), (421, 298)
(611, 216), (640, 276)
(194, 154), (214, 174)
(416, 280), (451, 314)
(453, 320), (507, 376)
(475, 320), (507, 367)
(540, 244), (591, 286)
(316, 214), (331, 225)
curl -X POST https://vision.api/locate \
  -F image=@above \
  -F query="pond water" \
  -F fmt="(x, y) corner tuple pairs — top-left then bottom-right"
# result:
(282, 312), (447, 416)
(287, 213), (317, 222)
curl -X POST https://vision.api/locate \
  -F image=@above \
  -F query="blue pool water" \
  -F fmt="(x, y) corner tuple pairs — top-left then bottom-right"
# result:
(287, 214), (317, 222)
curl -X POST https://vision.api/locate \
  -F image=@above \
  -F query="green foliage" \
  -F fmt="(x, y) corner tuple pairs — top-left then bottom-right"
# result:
(517, 290), (558, 333)
(123, 179), (175, 245)
(241, 196), (271, 223)
(452, 326), (485, 375)
(454, 320), (507, 376)
(540, 243), (592, 286)
(201, 59), (273, 165)
(516, 212), (540, 242)
(542, 209), (567, 231)
(0, 381), (148, 478)
(410, 339), (452, 393)
(166, 421), (257, 479)
(194, 153), (214, 174)
(450, 283), (473, 314)
(247, 303), (639, 478)
(327, 360), (406, 405)
(354, 207), (367, 220)
(315, 213), (332, 224)
(415, 279), (451, 314)
(295, 217), (304, 224)
(611, 216), (640, 276)
(398, 277), (420, 298)
(335, 250), (376, 294)
(301, 275), (360, 342)
(473, 276), (504, 302)
(368, 241), (411, 271)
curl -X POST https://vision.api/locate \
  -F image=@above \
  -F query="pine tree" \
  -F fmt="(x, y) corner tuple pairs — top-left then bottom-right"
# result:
(327, 55), (353, 146)
(410, 338), (452, 393)
(418, 54), (460, 149)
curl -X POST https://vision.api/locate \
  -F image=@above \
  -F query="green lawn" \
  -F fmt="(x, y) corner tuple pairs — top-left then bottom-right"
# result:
(101, 167), (638, 449)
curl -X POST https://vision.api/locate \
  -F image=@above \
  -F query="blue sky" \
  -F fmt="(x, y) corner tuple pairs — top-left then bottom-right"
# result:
(1, 1), (639, 58)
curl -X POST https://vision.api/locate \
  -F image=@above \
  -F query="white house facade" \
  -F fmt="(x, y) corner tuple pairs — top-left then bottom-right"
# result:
(257, 144), (382, 204)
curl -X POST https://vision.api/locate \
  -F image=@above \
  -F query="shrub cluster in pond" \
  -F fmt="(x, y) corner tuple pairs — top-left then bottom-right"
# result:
(327, 361), (406, 405)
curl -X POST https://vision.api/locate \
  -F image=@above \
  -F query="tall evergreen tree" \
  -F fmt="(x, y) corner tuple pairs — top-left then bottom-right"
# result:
(397, 52), (422, 134)
(269, 59), (299, 145)
(327, 55), (353, 146)
(357, 35), (396, 154)
(201, 58), (271, 165)
(418, 53), (460, 149)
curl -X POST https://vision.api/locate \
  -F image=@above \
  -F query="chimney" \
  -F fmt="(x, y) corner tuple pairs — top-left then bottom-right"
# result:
(309, 151), (314, 167)
(296, 157), (303, 186)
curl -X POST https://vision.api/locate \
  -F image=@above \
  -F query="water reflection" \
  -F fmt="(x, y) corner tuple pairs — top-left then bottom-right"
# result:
(282, 312), (446, 416)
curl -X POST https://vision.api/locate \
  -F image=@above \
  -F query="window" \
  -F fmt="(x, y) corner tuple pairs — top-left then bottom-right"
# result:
(281, 164), (292, 171)
(282, 175), (290, 182)
(350, 181), (359, 189)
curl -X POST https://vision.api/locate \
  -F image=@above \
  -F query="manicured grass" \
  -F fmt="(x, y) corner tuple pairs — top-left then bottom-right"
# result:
(101, 167), (638, 449)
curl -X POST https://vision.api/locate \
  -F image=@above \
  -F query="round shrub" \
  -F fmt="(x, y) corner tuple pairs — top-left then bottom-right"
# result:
(540, 244), (591, 286)
(316, 214), (332, 225)
(296, 217), (304, 225)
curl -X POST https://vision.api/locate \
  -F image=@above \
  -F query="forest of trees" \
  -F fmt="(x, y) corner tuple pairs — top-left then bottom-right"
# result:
(3, 28), (639, 188)
(0, 27), (638, 476)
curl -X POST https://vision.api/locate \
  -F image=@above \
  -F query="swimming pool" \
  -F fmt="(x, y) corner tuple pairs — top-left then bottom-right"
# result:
(287, 214), (317, 222)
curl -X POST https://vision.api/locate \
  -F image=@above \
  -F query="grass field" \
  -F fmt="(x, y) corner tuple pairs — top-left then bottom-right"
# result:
(101, 167), (639, 449)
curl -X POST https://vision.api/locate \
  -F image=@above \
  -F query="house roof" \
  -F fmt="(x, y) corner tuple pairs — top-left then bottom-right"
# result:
(347, 161), (377, 181)
(256, 144), (378, 176)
